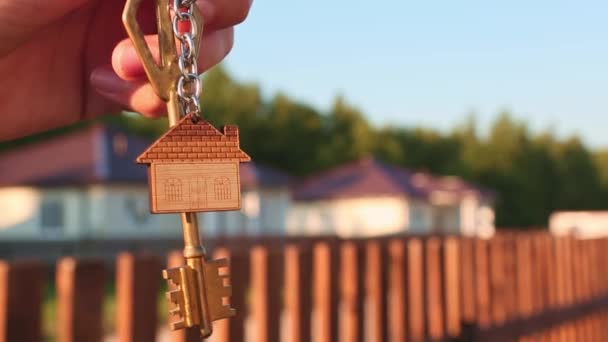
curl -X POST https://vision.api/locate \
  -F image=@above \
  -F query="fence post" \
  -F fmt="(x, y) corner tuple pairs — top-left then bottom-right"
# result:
(552, 237), (570, 342)
(251, 245), (283, 342)
(474, 239), (491, 330)
(56, 258), (105, 342)
(0, 261), (44, 342)
(407, 238), (425, 342)
(515, 234), (533, 342)
(502, 235), (518, 322)
(212, 247), (249, 342)
(285, 243), (313, 342)
(116, 253), (161, 342)
(341, 241), (364, 342)
(459, 238), (476, 331)
(579, 239), (594, 342)
(443, 237), (461, 339)
(387, 239), (406, 342)
(489, 236), (507, 326)
(366, 240), (388, 342)
(313, 241), (339, 342)
(515, 235), (533, 318)
(426, 237), (444, 341)
(544, 235), (561, 342)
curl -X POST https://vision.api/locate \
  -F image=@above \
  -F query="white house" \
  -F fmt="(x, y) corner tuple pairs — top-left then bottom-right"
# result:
(549, 211), (608, 239)
(0, 125), (292, 240)
(287, 158), (495, 238)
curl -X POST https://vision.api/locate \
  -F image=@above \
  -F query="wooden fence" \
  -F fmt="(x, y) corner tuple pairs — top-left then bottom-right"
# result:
(0, 233), (607, 342)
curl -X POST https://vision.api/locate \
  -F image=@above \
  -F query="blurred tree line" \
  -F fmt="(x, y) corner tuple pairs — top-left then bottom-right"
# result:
(3, 66), (608, 227)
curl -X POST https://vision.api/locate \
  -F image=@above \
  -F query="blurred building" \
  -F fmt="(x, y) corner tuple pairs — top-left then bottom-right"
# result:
(287, 158), (495, 237)
(0, 126), (496, 243)
(549, 211), (608, 239)
(0, 125), (291, 241)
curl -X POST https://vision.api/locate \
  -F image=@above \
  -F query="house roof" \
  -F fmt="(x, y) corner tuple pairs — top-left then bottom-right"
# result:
(293, 158), (426, 201)
(0, 124), (287, 189)
(0, 125), (150, 186)
(240, 163), (292, 188)
(136, 114), (250, 164)
(293, 157), (493, 202)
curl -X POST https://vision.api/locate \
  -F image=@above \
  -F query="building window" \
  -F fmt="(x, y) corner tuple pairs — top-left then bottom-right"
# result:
(41, 199), (64, 233)
(125, 196), (149, 225)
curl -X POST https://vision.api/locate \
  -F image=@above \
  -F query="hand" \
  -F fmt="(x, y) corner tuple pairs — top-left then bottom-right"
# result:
(0, 0), (252, 141)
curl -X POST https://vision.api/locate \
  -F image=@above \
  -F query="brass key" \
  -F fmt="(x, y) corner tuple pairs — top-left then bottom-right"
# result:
(164, 257), (235, 331)
(123, 0), (238, 338)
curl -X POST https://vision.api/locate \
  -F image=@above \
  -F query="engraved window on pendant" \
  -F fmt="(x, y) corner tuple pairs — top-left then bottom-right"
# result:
(214, 177), (231, 200)
(165, 178), (183, 201)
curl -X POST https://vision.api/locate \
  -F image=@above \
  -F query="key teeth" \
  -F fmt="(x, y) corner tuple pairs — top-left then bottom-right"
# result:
(162, 266), (191, 330)
(215, 258), (229, 268)
(162, 268), (182, 287)
(171, 320), (186, 331)
(166, 289), (181, 304)
(220, 284), (232, 297)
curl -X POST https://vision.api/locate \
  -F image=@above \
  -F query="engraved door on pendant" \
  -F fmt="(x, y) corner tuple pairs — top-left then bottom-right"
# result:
(214, 176), (231, 201)
(189, 177), (207, 210)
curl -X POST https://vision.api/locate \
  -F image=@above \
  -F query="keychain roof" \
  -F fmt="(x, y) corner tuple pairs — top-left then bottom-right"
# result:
(136, 114), (251, 164)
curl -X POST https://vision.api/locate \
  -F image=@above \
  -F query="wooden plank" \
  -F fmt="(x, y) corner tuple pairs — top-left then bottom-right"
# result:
(515, 235), (533, 318)
(0, 261), (44, 342)
(532, 235), (549, 342)
(166, 251), (199, 342)
(284, 243), (313, 342)
(116, 253), (160, 342)
(570, 239), (583, 307)
(212, 248), (249, 342)
(387, 239), (406, 342)
(407, 238), (425, 342)
(502, 235), (518, 321)
(443, 237), (460, 339)
(56, 258), (104, 342)
(561, 237), (577, 342)
(547, 236), (560, 342)
(529, 234), (547, 342)
(474, 239), (491, 329)
(340, 241), (363, 342)
(489, 236), (507, 325)
(553, 237), (569, 342)
(366, 240), (388, 342)
(250, 245), (283, 342)
(579, 239), (594, 342)
(530, 235), (546, 317)
(459, 238), (476, 324)
(313, 241), (339, 342)
(425, 237), (444, 341)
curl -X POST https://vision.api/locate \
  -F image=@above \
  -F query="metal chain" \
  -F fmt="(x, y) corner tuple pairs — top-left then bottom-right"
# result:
(172, 0), (202, 119)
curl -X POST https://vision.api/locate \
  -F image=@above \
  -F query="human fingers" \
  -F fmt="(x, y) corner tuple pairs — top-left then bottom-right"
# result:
(90, 66), (166, 117)
(110, 27), (234, 80)
(202, 0), (252, 30)
(0, 0), (90, 56)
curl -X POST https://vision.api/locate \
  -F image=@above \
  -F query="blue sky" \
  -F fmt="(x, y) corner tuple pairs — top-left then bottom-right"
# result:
(224, 1), (608, 147)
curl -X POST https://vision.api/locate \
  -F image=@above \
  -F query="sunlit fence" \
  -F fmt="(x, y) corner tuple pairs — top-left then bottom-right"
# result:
(1, 233), (608, 341)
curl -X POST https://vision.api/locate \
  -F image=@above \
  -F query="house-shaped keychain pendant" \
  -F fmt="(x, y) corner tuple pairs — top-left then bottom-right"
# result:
(137, 114), (251, 213)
